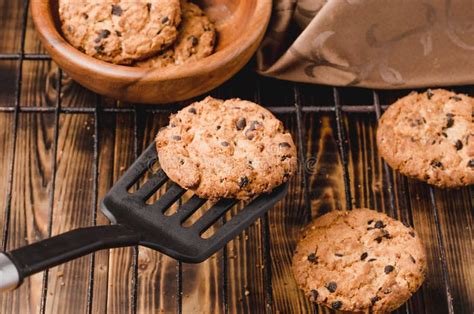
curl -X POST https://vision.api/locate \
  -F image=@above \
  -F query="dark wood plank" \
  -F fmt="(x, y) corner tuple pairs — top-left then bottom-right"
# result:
(433, 188), (473, 313)
(44, 113), (95, 313)
(105, 113), (136, 314)
(0, 114), (14, 235)
(90, 110), (115, 314)
(0, 61), (19, 107)
(20, 60), (54, 107)
(24, 7), (47, 54)
(0, 113), (55, 314)
(0, 0), (24, 53)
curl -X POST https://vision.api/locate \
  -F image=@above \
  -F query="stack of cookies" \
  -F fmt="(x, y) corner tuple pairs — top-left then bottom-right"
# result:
(58, 0), (217, 68)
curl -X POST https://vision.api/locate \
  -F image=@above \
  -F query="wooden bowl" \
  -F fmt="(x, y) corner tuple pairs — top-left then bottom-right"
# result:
(31, 0), (272, 104)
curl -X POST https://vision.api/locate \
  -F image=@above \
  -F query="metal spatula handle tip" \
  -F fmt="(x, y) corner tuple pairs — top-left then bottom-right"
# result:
(0, 253), (20, 291)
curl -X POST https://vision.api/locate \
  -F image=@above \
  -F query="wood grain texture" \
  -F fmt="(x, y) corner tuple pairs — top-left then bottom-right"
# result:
(0, 0), (24, 53)
(44, 113), (95, 313)
(0, 61), (20, 107)
(0, 3), (473, 312)
(0, 113), (55, 314)
(106, 113), (136, 314)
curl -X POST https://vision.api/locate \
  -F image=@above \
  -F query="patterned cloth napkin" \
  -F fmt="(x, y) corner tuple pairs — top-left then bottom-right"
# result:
(256, 0), (474, 88)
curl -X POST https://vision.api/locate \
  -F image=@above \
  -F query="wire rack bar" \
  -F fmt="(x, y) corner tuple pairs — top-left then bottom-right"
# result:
(332, 88), (353, 210)
(0, 104), (391, 114)
(86, 93), (101, 314)
(0, 53), (51, 60)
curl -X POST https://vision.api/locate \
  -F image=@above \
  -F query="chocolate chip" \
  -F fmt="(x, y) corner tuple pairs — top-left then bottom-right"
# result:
(111, 4), (122, 16)
(236, 117), (246, 130)
(360, 252), (368, 261)
(94, 29), (111, 43)
(115, 31), (122, 37)
(83, 13), (89, 19)
(189, 35), (198, 46)
(94, 45), (104, 53)
(446, 113), (454, 128)
(410, 118), (425, 127)
(455, 140), (463, 150)
(216, 125), (221, 130)
(370, 296), (380, 305)
(431, 160), (443, 168)
(449, 96), (462, 101)
(310, 289), (318, 302)
(409, 230), (416, 237)
(374, 220), (384, 229)
(279, 142), (291, 148)
(239, 176), (249, 188)
(221, 141), (229, 147)
(368, 258), (377, 262)
(384, 265), (394, 274)
(426, 90), (433, 99)
(162, 16), (169, 24)
(335, 253), (343, 257)
(468, 159), (474, 168)
(249, 120), (260, 131)
(188, 107), (197, 114)
(172, 135), (181, 141)
(245, 131), (255, 140)
(179, 160), (184, 165)
(307, 253), (317, 263)
(381, 229), (391, 239)
(326, 282), (337, 293)
(332, 301), (342, 310)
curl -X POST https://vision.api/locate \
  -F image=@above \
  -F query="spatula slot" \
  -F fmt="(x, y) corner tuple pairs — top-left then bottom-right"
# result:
(186, 199), (237, 235)
(148, 183), (186, 213)
(171, 194), (207, 220)
(134, 169), (169, 203)
(124, 144), (160, 193)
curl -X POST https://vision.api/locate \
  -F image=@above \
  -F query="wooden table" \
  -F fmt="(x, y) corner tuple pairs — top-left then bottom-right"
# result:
(0, 1), (472, 313)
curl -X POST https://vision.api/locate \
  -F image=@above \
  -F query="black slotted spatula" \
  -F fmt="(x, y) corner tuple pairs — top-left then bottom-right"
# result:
(0, 143), (288, 291)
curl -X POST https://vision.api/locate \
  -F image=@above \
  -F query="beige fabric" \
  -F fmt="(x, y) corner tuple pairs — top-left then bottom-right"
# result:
(256, 0), (474, 88)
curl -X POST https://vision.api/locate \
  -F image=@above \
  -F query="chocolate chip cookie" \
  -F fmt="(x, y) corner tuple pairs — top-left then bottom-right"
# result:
(136, 2), (216, 68)
(292, 208), (427, 313)
(59, 0), (181, 64)
(377, 89), (474, 188)
(156, 97), (297, 200)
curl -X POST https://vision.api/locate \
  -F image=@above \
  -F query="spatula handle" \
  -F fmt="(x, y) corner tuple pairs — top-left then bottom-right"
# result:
(0, 224), (140, 291)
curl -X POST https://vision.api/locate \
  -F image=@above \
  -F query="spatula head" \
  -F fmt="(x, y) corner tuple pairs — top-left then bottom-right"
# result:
(101, 143), (289, 263)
